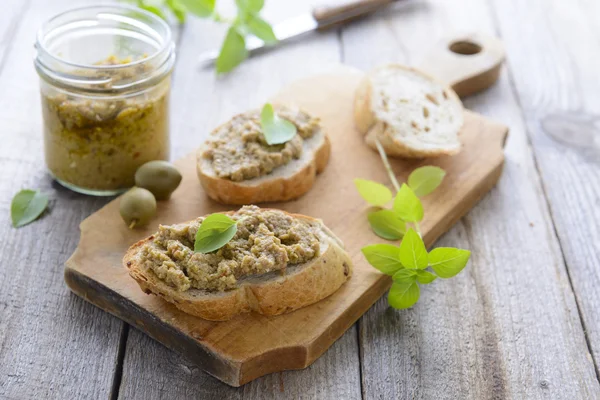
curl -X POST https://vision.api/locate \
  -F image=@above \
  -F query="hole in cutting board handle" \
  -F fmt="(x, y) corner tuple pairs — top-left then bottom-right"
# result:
(449, 40), (482, 55)
(419, 33), (505, 98)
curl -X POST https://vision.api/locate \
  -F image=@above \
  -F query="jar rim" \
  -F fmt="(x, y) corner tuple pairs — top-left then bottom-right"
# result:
(34, 5), (175, 94)
(36, 4), (172, 70)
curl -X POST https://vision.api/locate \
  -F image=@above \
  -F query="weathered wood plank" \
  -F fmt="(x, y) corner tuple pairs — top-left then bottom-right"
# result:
(120, 326), (361, 399)
(0, 1), (29, 73)
(341, 0), (600, 398)
(0, 0), (124, 398)
(490, 0), (600, 378)
(117, 1), (362, 398)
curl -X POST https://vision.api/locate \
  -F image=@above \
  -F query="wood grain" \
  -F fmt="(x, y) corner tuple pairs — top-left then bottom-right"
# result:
(419, 32), (505, 98)
(0, 0), (124, 399)
(1, 0), (599, 398)
(119, 326), (361, 400)
(65, 68), (507, 386)
(340, 0), (600, 398)
(116, 1), (364, 397)
(491, 0), (600, 379)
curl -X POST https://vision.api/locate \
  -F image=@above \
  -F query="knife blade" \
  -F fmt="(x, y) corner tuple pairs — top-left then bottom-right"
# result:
(198, 0), (399, 67)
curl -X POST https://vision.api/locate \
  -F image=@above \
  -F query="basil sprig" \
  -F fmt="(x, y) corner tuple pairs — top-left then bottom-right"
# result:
(355, 165), (471, 309)
(129, 0), (276, 74)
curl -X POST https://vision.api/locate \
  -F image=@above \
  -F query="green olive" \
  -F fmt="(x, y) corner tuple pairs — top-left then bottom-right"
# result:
(120, 187), (157, 229)
(135, 160), (182, 200)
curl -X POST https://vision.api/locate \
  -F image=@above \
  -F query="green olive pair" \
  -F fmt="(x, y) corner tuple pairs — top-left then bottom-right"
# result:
(120, 161), (182, 229)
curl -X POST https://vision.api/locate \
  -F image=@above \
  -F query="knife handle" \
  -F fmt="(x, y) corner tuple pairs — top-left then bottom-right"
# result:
(313, 0), (396, 30)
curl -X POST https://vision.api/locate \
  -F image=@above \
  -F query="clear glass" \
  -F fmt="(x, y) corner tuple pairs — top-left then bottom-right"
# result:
(34, 5), (176, 196)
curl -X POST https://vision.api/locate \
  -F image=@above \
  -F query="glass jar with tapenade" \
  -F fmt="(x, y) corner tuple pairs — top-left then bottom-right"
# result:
(34, 5), (175, 196)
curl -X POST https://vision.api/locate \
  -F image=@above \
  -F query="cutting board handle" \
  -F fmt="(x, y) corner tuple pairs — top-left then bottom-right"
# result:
(418, 33), (505, 98)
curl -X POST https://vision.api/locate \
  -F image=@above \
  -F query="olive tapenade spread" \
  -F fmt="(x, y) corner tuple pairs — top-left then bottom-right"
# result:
(201, 106), (320, 182)
(42, 56), (170, 191)
(140, 205), (321, 292)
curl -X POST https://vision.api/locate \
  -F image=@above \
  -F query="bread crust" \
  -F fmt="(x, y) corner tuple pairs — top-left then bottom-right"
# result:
(354, 64), (463, 158)
(124, 212), (352, 321)
(197, 114), (331, 205)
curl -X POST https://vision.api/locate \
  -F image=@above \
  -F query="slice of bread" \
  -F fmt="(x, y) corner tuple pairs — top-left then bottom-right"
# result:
(197, 108), (330, 205)
(124, 210), (352, 321)
(354, 64), (464, 158)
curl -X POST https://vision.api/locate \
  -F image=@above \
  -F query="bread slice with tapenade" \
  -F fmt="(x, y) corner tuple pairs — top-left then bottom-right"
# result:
(197, 106), (330, 205)
(124, 206), (352, 321)
(354, 64), (464, 158)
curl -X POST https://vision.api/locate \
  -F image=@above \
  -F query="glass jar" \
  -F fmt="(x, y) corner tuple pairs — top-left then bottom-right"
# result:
(34, 5), (175, 196)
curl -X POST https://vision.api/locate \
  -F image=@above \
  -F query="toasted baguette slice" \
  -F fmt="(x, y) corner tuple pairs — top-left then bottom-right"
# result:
(354, 64), (464, 158)
(124, 210), (352, 321)
(197, 108), (330, 205)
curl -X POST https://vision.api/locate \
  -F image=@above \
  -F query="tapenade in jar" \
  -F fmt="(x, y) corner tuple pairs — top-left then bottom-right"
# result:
(34, 6), (176, 195)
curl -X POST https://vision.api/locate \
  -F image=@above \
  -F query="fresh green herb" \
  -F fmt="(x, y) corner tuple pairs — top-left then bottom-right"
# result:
(179, 0), (215, 17)
(245, 13), (277, 43)
(355, 141), (471, 309)
(388, 279), (420, 309)
(166, 0), (187, 23)
(216, 27), (249, 75)
(393, 184), (423, 223)
(415, 270), (437, 284)
(391, 269), (416, 281)
(367, 209), (405, 240)
(260, 103), (297, 145)
(194, 213), (238, 253)
(398, 228), (428, 270)
(235, 0), (263, 12)
(354, 179), (392, 207)
(428, 247), (471, 278)
(362, 221), (469, 309)
(407, 166), (446, 197)
(11, 189), (49, 228)
(361, 244), (403, 275)
(127, 0), (276, 74)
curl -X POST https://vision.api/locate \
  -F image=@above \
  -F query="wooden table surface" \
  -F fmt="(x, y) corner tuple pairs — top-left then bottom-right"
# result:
(2, 0), (600, 399)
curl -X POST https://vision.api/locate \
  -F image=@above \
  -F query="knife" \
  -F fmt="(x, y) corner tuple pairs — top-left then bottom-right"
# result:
(198, 0), (400, 66)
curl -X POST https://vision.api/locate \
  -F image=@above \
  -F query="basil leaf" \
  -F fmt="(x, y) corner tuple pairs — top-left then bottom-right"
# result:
(392, 269), (416, 282)
(388, 280), (420, 309)
(198, 213), (237, 231)
(194, 225), (237, 253)
(393, 184), (424, 222)
(429, 247), (471, 278)
(216, 27), (248, 74)
(398, 228), (428, 270)
(407, 166), (446, 197)
(235, 0), (264, 13)
(260, 103), (297, 145)
(180, 0), (215, 17)
(354, 179), (393, 207)
(245, 13), (277, 43)
(194, 213), (238, 253)
(11, 189), (49, 228)
(166, 0), (187, 23)
(361, 244), (403, 275)
(415, 270), (438, 284)
(367, 209), (405, 240)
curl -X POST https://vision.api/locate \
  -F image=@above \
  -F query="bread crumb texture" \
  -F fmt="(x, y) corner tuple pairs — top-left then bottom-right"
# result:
(139, 206), (320, 292)
(201, 106), (320, 182)
(371, 66), (462, 151)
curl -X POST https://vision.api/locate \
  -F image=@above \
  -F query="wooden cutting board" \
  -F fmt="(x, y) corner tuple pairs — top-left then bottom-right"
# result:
(65, 34), (508, 387)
